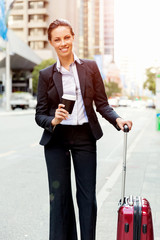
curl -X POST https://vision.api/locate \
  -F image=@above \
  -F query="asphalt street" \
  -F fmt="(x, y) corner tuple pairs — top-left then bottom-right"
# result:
(0, 106), (159, 240)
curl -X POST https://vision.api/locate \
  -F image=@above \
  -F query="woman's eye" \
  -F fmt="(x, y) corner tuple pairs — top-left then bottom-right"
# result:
(54, 39), (60, 42)
(65, 36), (70, 40)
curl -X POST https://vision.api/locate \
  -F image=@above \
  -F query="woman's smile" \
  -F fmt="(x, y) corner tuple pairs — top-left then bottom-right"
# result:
(60, 47), (69, 53)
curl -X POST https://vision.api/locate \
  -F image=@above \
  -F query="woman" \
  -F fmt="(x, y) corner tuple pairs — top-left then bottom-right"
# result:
(35, 19), (132, 240)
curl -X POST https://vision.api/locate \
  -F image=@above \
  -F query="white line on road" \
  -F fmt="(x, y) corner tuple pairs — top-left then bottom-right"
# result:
(0, 151), (16, 158)
(0, 142), (39, 159)
(97, 116), (153, 212)
(30, 142), (39, 148)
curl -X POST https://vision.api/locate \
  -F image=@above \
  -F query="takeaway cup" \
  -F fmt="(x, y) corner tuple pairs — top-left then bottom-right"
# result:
(61, 94), (76, 114)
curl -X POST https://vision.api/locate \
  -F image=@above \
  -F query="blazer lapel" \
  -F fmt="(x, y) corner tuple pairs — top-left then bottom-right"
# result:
(76, 61), (86, 97)
(52, 67), (63, 100)
(52, 61), (86, 100)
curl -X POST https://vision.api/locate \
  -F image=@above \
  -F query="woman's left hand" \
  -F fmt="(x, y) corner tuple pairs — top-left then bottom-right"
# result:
(116, 118), (133, 131)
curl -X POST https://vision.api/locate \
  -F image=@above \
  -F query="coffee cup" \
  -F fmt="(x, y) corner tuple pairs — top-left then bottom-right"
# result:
(61, 94), (76, 114)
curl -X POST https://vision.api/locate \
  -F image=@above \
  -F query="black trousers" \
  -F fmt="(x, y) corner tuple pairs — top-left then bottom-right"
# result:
(44, 123), (97, 240)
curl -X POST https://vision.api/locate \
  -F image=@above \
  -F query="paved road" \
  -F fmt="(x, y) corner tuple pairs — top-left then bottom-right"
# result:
(0, 106), (159, 239)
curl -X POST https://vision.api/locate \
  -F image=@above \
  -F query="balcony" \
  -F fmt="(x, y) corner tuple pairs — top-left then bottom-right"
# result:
(28, 0), (48, 1)
(10, 9), (24, 15)
(28, 35), (48, 42)
(9, 21), (25, 29)
(28, 21), (48, 28)
(28, 8), (48, 15)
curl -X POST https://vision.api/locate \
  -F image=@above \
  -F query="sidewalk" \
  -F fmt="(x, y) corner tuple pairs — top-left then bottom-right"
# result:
(97, 112), (160, 240)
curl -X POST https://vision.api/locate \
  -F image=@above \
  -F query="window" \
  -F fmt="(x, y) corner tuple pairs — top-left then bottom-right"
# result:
(13, 15), (23, 21)
(13, 2), (23, 10)
(29, 15), (34, 22)
(29, 2), (36, 9)
(29, 29), (44, 36)
(37, 15), (44, 21)
(29, 29), (35, 36)
(37, 1), (44, 8)
(30, 41), (44, 49)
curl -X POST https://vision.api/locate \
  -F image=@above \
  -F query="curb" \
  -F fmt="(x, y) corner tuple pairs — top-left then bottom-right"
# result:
(0, 109), (35, 116)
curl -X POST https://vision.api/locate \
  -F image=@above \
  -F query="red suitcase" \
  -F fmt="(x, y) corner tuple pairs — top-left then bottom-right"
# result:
(116, 125), (154, 240)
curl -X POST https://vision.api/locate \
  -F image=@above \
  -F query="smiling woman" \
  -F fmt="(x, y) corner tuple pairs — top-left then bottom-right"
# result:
(35, 18), (132, 240)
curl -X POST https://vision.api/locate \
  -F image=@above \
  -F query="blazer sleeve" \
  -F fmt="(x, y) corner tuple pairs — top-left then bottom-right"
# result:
(35, 70), (54, 133)
(92, 61), (121, 130)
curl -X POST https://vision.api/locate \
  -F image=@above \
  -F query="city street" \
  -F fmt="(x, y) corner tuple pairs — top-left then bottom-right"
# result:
(0, 106), (159, 240)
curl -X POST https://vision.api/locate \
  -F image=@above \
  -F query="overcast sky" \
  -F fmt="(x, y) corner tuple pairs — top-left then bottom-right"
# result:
(115, 0), (160, 68)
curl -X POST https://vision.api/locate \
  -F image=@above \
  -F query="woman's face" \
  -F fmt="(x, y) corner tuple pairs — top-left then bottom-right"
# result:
(49, 26), (74, 59)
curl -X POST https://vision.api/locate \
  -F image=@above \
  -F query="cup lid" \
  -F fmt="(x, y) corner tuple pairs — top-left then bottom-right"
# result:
(62, 94), (76, 101)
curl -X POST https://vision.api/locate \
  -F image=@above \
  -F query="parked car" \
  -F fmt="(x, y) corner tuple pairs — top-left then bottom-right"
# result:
(108, 97), (119, 107)
(10, 92), (37, 110)
(118, 96), (128, 107)
(146, 99), (155, 109)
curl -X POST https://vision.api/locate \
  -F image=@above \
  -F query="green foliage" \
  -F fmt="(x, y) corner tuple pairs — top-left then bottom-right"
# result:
(143, 67), (156, 95)
(104, 81), (121, 98)
(32, 58), (56, 94)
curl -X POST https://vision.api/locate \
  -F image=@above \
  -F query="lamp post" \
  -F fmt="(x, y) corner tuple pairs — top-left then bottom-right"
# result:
(5, 35), (11, 111)
(156, 73), (160, 131)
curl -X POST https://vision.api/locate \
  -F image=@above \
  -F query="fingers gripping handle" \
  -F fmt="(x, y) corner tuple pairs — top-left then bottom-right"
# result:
(121, 125), (129, 205)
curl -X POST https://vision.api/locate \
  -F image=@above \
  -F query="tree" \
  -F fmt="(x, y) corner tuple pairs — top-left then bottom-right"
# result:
(32, 58), (56, 94)
(143, 67), (156, 95)
(104, 81), (121, 98)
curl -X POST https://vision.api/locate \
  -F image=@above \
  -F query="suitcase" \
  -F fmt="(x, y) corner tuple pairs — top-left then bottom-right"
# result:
(116, 125), (154, 240)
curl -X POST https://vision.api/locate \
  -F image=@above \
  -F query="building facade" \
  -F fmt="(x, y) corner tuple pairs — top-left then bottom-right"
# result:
(8, 0), (50, 59)
(103, 0), (114, 57)
(8, 0), (115, 63)
(78, 0), (102, 59)
(8, 0), (79, 60)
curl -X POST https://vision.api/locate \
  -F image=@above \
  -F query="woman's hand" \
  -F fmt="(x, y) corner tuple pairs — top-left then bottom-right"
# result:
(51, 104), (69, 126)
(116, 118), (133, 131)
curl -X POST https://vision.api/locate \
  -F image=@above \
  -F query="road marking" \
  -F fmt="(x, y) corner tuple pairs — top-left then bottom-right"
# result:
(30, 142), (39, 148)
(97, 115), (153, 212)
(0, 151), (16, 158)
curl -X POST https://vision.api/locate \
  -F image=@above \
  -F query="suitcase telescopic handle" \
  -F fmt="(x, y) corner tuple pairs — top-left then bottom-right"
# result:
(121, 124), (129, 205)
(124, 124), (129, 132)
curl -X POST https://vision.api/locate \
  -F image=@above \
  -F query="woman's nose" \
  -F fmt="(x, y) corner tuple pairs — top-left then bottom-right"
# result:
(60, 39), (66, 46)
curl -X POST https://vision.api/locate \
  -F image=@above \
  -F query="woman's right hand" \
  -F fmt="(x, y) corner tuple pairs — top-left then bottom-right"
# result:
(51, 104), (68, 126)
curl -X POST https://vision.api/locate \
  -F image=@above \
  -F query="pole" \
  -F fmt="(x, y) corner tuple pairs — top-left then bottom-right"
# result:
(5, 34), (11, 111)
(156, 73), (160, 131)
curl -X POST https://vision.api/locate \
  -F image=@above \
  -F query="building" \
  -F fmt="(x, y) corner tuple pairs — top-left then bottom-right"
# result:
(8, 0), (50, 59)
(0, 30), (42, 93)
(8, 0), (79, 60)
(78, 0), (102, 59)
(103, 0), (114, 57)
(8, 0), (115, 61)
(77, 0), (115, 80)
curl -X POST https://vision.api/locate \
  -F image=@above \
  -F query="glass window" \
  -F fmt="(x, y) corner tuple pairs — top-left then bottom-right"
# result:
(29, 15), (34, 22)
(13, 15), (23, 21)
(13, 2), (23, 10)
(29, 41), (44, 49)
(37, 1), (44, 8)
(29, 29), (35, 36)
(37, 15), (44, 21)
(29, 2), (36, 9)
(37, 29), (44, 35)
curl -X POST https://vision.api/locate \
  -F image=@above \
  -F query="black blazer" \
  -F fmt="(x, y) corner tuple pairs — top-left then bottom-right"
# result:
(35, 59), (120, 146)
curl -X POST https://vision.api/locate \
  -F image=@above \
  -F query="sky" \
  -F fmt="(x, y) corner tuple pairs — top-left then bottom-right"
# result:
(115, 0), (160, 68)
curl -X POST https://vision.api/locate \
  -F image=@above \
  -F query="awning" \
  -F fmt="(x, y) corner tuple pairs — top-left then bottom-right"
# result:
(0, 30), (42, 70)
